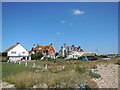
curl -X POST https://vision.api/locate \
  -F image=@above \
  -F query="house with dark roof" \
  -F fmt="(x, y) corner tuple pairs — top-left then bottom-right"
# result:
(30, 43), (56, 59)
(2, 43), (31, 61)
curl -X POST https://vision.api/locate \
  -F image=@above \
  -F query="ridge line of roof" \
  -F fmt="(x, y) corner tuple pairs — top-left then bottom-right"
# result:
(2, 44), (18, 53)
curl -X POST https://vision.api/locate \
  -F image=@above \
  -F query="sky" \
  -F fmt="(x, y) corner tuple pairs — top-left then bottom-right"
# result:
(2, 2), (118, 54)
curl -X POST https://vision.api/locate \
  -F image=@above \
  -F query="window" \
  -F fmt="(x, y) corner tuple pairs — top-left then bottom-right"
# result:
(23, 52), (25, 54)
(11, 51), (16, 54)
(50, 51), (53, 55)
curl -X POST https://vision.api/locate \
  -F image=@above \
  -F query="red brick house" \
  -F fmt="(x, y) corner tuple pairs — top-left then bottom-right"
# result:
(30, 43), (56, 59)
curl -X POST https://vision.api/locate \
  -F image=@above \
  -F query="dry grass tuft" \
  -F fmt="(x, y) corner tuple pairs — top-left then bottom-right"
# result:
(4, 70), (80, 88)
(3, 59), (118, 88)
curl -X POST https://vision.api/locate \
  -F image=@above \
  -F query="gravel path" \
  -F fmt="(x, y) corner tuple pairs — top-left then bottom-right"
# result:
(92, 64), (118, 88)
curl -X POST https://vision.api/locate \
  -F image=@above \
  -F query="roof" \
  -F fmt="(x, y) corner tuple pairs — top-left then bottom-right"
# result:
(32, 44), (52, 51)
(72, 51), (96, 57)
(3, 44), (18, 53)
(82, 52), (96, 56)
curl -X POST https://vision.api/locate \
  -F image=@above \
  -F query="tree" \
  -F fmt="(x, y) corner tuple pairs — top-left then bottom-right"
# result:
(31, 52), (43, 60)
(37, 52), (43, 59)
(55, 52), (59, 57)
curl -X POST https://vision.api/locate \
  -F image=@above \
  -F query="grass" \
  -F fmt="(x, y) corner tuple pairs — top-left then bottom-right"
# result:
(75, 67), (86, 74)
(2, 59), (119, 88)
(2, 62), (38, 78)
(4, 70), (85, 88)
(114, 60), (120, 65)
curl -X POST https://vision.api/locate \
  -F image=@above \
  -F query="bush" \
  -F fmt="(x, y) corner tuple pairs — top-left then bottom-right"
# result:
(1, 59), (8, 62)
(114, 60), (120, 65)
(89, 71), (101, 78)
(57, 56), (65, 59)
(31, 52), (43, 60)
(88, 56), (100, 60)
(44, 57), (52, 61)
(77, 57), (82, 60)
(50, 82), (63, 88)
(77, 82), (91, 89)
(1, 56), (9, 62)
(76, 67), (86, 74)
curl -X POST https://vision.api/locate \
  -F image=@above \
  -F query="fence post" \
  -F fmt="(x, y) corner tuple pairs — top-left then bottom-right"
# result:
(25, 62), (27, 66)
(19, 61), (21, 65)
(63, 66), (65, 69)
(33, 63), (36, 67)
(45, 64), (48, 69)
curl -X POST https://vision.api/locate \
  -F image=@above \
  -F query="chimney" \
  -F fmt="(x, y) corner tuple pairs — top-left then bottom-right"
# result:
(33, 44), (36, 47)
(16, 42), (20, 45)
(72, 45), (74, 47)
(78, 46), (81, 49)
(64, 43), (66, 47)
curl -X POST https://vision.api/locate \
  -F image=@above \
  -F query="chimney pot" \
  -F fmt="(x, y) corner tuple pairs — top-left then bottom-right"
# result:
(16, 42), (20, 45)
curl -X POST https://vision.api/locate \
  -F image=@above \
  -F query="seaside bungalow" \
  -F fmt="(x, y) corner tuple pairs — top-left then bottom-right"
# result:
(30, 43), (56, 59)
(2, 43), (31, 62)
(59, 43), (95, 59)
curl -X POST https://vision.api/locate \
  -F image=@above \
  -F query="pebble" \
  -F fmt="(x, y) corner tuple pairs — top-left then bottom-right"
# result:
(0, 81), (15, 89)
(92, 64), (118, 88)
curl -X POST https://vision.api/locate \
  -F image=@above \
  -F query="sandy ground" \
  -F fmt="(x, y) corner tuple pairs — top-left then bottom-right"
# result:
(92, 64), (119, 88)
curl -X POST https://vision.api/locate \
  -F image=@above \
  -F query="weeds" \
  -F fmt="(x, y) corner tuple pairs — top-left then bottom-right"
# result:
(114, 60), (120, 65)
(3, 59), (117, 88)
(4, 70), (78, 88)
(75, 67), (86, 74)
(89, 71), (101, 78)
(77, 82), (91, 89)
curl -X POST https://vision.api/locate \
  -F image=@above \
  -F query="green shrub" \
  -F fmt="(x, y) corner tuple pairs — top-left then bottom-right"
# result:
(44, 57), (52, 61)
(1, 56), (9, 62)
(76, 67), (86, 74)
(77, 82), (91, 89)
(88, 56), (100, 61)
(1, 59), (8, 62)
(31, 52), (43, 60)
(57, 56), (65, 59)
(77, 57), (82, 60)
(50, 82), (63, 88)
(89, 71), (101, 78)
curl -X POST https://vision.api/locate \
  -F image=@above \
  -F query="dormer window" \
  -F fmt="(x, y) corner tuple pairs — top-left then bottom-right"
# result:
(11, 51), (16, 54)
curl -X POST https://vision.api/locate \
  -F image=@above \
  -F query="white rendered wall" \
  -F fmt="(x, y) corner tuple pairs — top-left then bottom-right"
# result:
(62, 47), (66, 57)
(8, 44), (29, 56)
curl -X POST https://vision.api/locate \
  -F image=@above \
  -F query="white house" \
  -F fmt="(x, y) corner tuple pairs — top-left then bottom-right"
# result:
(59, 43), (83, 59)
(2, 43), (31, 62)
(59, 43), (96, 59)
